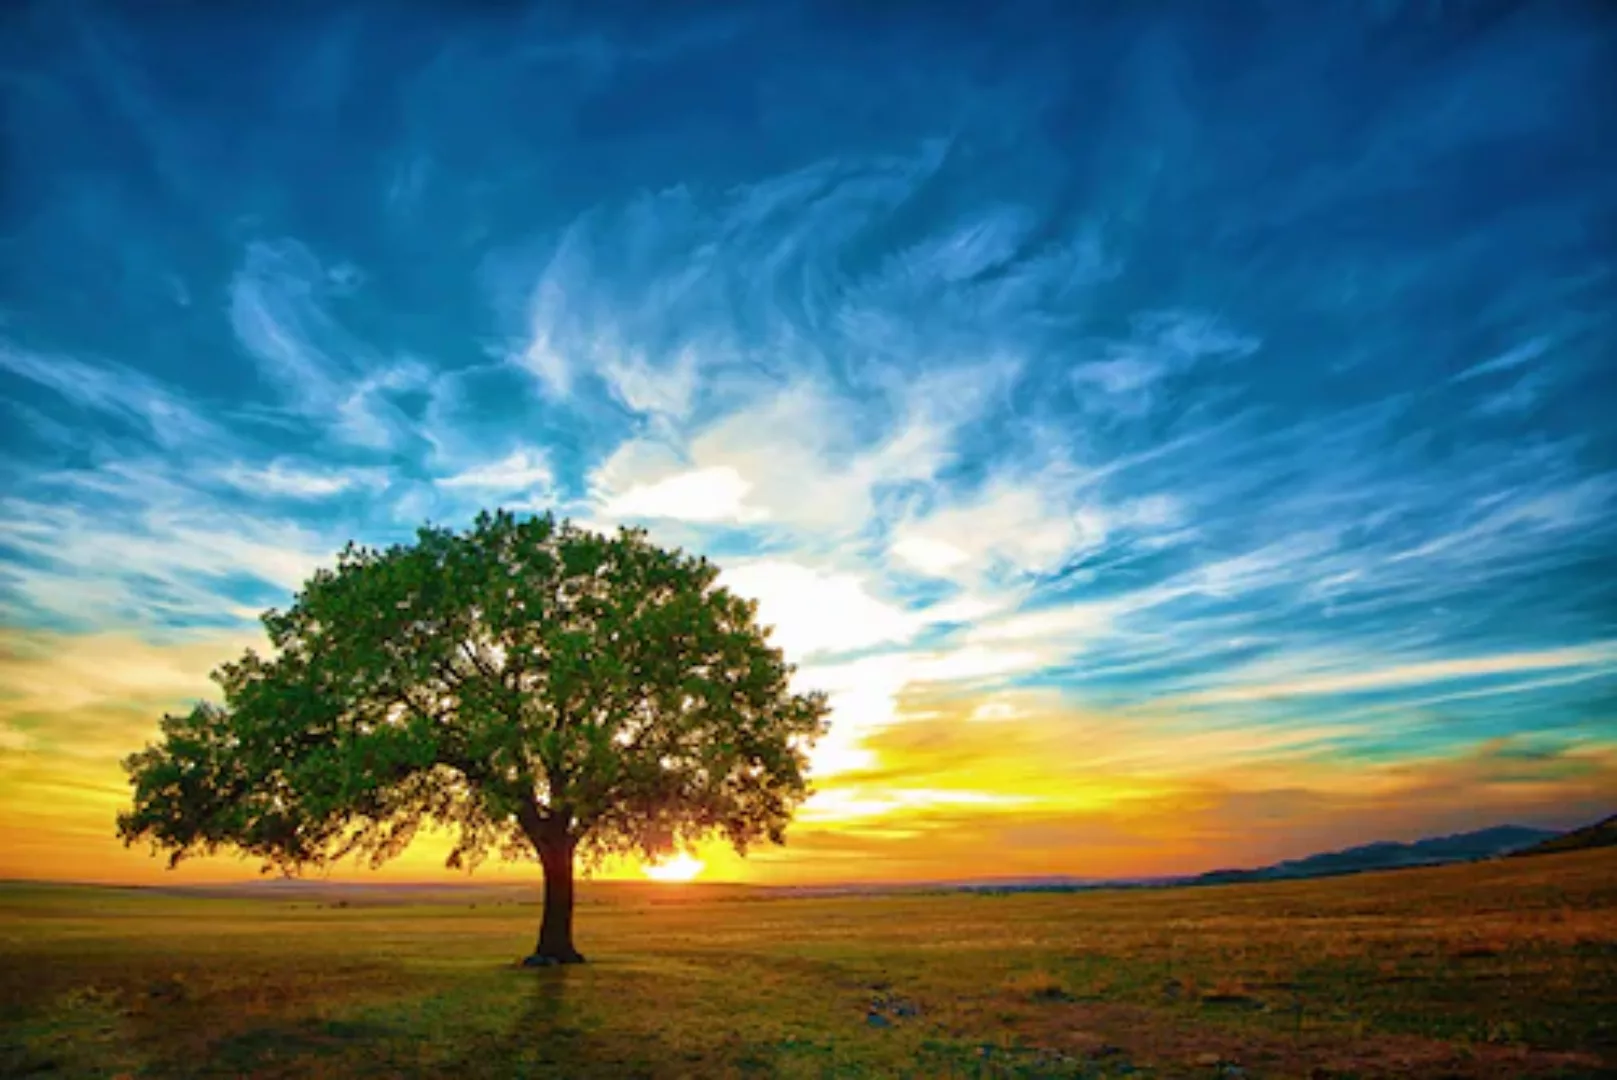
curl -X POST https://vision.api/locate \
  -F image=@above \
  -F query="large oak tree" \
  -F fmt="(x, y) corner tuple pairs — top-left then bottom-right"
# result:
(118, 511), (829, 964)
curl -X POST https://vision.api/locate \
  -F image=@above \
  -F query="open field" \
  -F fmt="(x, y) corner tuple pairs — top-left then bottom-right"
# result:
(2, 850), (1614, 1079)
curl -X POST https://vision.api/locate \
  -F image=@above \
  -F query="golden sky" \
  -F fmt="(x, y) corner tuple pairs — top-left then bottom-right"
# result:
(4, 626), (1613, 887)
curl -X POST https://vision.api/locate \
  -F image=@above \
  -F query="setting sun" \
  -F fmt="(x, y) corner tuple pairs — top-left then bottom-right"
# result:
(642, 853), (705, 883)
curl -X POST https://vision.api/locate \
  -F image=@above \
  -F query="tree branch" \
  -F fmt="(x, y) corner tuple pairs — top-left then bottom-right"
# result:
(460, 640), (503, 685)
(431, 656), (469, 698)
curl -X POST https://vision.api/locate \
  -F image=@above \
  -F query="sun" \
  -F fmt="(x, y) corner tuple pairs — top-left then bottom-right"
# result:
(642, 852), (705, 883)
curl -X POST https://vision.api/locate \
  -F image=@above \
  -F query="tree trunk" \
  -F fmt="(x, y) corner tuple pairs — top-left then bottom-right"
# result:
(523, 824), (585, 966)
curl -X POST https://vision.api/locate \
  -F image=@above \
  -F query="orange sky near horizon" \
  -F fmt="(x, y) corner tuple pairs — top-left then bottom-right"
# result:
(3, 626), (1613, 889)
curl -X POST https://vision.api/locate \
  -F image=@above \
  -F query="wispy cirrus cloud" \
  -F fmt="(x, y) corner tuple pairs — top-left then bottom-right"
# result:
(0, 461), (340, 631)
(1454, 336), (1551, 383)
(218, 460), (387, 499)
(1160, 643), (1617, 708)
(0, 345), (220, 450)
(1070, 311), (1258, 416)
(229, 239), (434, 450)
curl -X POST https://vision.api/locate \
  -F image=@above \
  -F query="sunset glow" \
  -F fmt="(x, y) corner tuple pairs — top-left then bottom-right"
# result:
(1, 2), (1614, 891)
(641, 854), (705, 884)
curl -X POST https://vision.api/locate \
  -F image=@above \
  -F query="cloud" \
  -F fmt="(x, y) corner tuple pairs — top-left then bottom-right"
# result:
(229, 239), (352, 410)
(719, 560), (921, 659)
(678, 382), (878, 532)
(889, 535), (970, 576)
(0, 344), (219, 450)
(330, 359), (436, 451)
(229, 240), (430, 449)
(965, 602), (1120, 648)
(436, 448), (555, 494)
(218, 461), (386, 499)
(603, 466), (758, 523)
(0, 463), (339, 629)
(513, 225), (585, 399)
(1385, 472), (1615, 568)
(589, 360), (1018, 537)
(1162, 642), (1617, 707)
(889, 470), (1179, 593)
(1071, 311), (1258, 413)
(798, 785), (1033, 825)
(1474, 376), (1543, 417)
(1455, 336), (1550, 382)
(0, 627), (249, 730)
(890, 476), (1097, 580)
(738, 691), (1617, 882)
(599, 347), (701, 420)
(789, 638), (1072, 779)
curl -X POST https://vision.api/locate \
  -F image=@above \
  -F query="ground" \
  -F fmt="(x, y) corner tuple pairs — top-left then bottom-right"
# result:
(2, 849), (1613, 1079)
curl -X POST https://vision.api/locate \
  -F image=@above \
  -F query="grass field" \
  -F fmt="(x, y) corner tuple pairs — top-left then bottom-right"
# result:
(2, 849), (1614, 1079)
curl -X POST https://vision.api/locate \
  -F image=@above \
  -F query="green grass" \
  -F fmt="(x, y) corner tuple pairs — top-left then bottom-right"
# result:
(3, 849), (1614, 1078)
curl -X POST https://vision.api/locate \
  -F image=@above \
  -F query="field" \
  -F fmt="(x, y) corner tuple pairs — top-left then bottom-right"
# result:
(2, 850), (1614, 1079)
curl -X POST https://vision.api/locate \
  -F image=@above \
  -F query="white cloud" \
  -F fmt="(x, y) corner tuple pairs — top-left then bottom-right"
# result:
(685, 382), (877, 532)
(912, 644), (1049, 683)
(890, 476), (1106, 581)
(1072, 310), (1257, 412)
(1387, 474), (1615, 567)
(965, 602), (1118, 647)
(599, 347), (701, 419)
(922, 595), (1001, 625)
(712, 555), (1012, 671)
(0, 345), (219, 450)
(219, 461), (384, 499)
(330, 359), (434, 450)
(437, 449), (554, 494)
(228, 241), (430, 449)
(604, 466), (759, 523)
(587, 360), (1020, 537)
(1475, 377), (1541, 417)
(1072, 356), (1161, 395)
(719, 560), (918, 658)
(229, 239), (347, 410)
(1166, 642), (1617, 707)
(583, 382), (866, 531)
(589, 438), (683, 492)
(891, 535), (971, 576)
(0, 492), (333, 628)
(895, 207), (1036, 286)
(789, 634), (1070, 779)
(512, 220), (595, 399)
(520, 289), (573, 399)
(790, 652), (912, 775)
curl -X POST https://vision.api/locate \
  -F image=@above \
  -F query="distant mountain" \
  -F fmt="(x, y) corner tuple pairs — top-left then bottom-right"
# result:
(1190, 825), (1557, 886)
(1510, 815), (1617, 857)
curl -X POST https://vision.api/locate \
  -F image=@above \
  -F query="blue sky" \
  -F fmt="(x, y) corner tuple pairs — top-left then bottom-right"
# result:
(2, 1), (1614, 881)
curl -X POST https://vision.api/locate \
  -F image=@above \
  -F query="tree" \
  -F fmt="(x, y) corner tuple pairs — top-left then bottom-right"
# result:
(118, 511), (829, 964)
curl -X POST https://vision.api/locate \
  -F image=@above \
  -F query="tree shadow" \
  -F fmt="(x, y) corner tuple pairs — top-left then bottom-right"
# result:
(482, 967), (678, 1080)
(205, 1017), (402, 1075)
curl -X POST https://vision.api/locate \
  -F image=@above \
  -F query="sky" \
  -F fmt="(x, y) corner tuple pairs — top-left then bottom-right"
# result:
(2, 0), (1615, 887)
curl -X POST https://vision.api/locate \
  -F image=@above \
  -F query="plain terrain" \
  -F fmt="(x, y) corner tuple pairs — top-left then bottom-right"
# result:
(2, 848), (1614, 1079)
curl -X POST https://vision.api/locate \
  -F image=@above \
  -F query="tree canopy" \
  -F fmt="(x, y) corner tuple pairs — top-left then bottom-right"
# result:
(119, 511), (829, 961)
